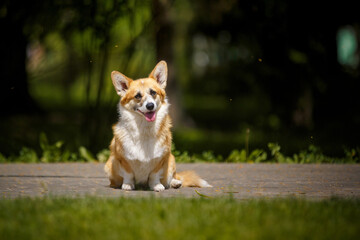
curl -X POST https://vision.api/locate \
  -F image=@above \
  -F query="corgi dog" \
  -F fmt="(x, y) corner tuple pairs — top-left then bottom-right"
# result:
(104, 61), (212, 191)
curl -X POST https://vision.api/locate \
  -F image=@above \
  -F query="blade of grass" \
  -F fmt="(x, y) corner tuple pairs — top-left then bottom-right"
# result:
(195, 189), (212, 198)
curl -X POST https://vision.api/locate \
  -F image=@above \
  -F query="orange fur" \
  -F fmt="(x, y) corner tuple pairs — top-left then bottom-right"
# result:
(175, 171), (205, 187)
(104, 61), (211, 191)
(120, 78), (165, 105)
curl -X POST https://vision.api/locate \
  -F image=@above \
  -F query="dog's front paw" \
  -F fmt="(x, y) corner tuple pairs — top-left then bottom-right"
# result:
(121, 183), (135, 191)
(152, 183), (165, 192)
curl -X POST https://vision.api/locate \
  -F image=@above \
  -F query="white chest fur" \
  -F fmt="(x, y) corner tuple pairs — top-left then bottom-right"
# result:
(114, 103), (169, 184)
(119, 128), (166, 162)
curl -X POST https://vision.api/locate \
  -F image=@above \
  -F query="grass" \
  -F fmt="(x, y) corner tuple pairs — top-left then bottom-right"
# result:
(0, 197), (359, 240)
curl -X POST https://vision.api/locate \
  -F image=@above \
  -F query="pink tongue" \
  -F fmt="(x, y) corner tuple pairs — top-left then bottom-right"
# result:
(145, 111), (156, 122)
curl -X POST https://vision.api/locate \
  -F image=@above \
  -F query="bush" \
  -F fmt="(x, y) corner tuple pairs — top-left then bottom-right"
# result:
(0, 135), (358, 164)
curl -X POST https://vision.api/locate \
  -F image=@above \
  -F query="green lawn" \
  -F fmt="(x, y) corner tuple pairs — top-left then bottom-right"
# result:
(1, 197), (359, 240)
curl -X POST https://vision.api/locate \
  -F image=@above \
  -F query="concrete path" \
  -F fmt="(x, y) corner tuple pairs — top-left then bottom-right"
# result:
(0, 163), (359, 199)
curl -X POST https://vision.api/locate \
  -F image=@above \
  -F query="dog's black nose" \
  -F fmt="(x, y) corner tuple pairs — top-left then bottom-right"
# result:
(146, 102), (154, 110)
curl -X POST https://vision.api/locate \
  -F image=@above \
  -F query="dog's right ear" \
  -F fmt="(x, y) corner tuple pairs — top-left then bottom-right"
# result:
(111, 71), (132, 97)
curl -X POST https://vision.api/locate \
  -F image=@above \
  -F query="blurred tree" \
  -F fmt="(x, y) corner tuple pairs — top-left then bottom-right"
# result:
(185, 0), (360, 129)
(0, 0), (155, 153)
(152, 0), (185, 126)
(0, 0), (58, 114)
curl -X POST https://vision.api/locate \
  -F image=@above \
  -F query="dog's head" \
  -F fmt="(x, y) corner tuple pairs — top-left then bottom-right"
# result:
(111, 61), (168, 122)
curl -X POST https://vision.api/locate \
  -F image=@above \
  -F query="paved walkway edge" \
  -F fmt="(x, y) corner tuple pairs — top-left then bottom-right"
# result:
(0, 163), (359, 199)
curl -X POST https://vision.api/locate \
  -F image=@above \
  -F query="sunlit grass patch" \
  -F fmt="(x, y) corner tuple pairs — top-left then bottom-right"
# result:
(0, 197), (359, 240)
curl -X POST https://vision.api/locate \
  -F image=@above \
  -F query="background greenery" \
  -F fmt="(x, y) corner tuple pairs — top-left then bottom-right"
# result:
(1, 132), (359, 163)
(1, 0), (359, 160)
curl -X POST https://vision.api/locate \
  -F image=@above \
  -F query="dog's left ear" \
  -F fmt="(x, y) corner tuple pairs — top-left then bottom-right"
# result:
(149, 60), (168, 89)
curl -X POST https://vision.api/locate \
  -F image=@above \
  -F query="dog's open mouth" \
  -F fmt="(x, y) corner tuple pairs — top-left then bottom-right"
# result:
(137, 110), (156, 122)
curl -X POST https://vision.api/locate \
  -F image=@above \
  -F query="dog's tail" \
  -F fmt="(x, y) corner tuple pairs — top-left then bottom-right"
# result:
(175, 171), (212, 188)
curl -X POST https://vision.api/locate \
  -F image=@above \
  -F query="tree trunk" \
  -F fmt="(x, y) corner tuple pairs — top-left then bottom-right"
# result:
(0, 9), (39, 115)
(152, 0), (184, 127)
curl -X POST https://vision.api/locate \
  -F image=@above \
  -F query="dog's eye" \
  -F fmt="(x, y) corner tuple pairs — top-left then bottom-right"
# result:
(135, 92), (142, 100)
(150, 89), (156, 97)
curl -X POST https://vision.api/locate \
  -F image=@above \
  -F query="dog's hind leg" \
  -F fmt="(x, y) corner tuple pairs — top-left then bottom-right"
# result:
(159, 153), (182, 189)
(104, 155), (124, 188)
(170, 178), (182, 188)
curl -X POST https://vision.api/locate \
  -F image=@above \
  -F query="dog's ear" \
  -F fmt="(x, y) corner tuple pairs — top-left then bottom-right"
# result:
(149, 60), (168, 89)
(111, 71), (132, 97)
